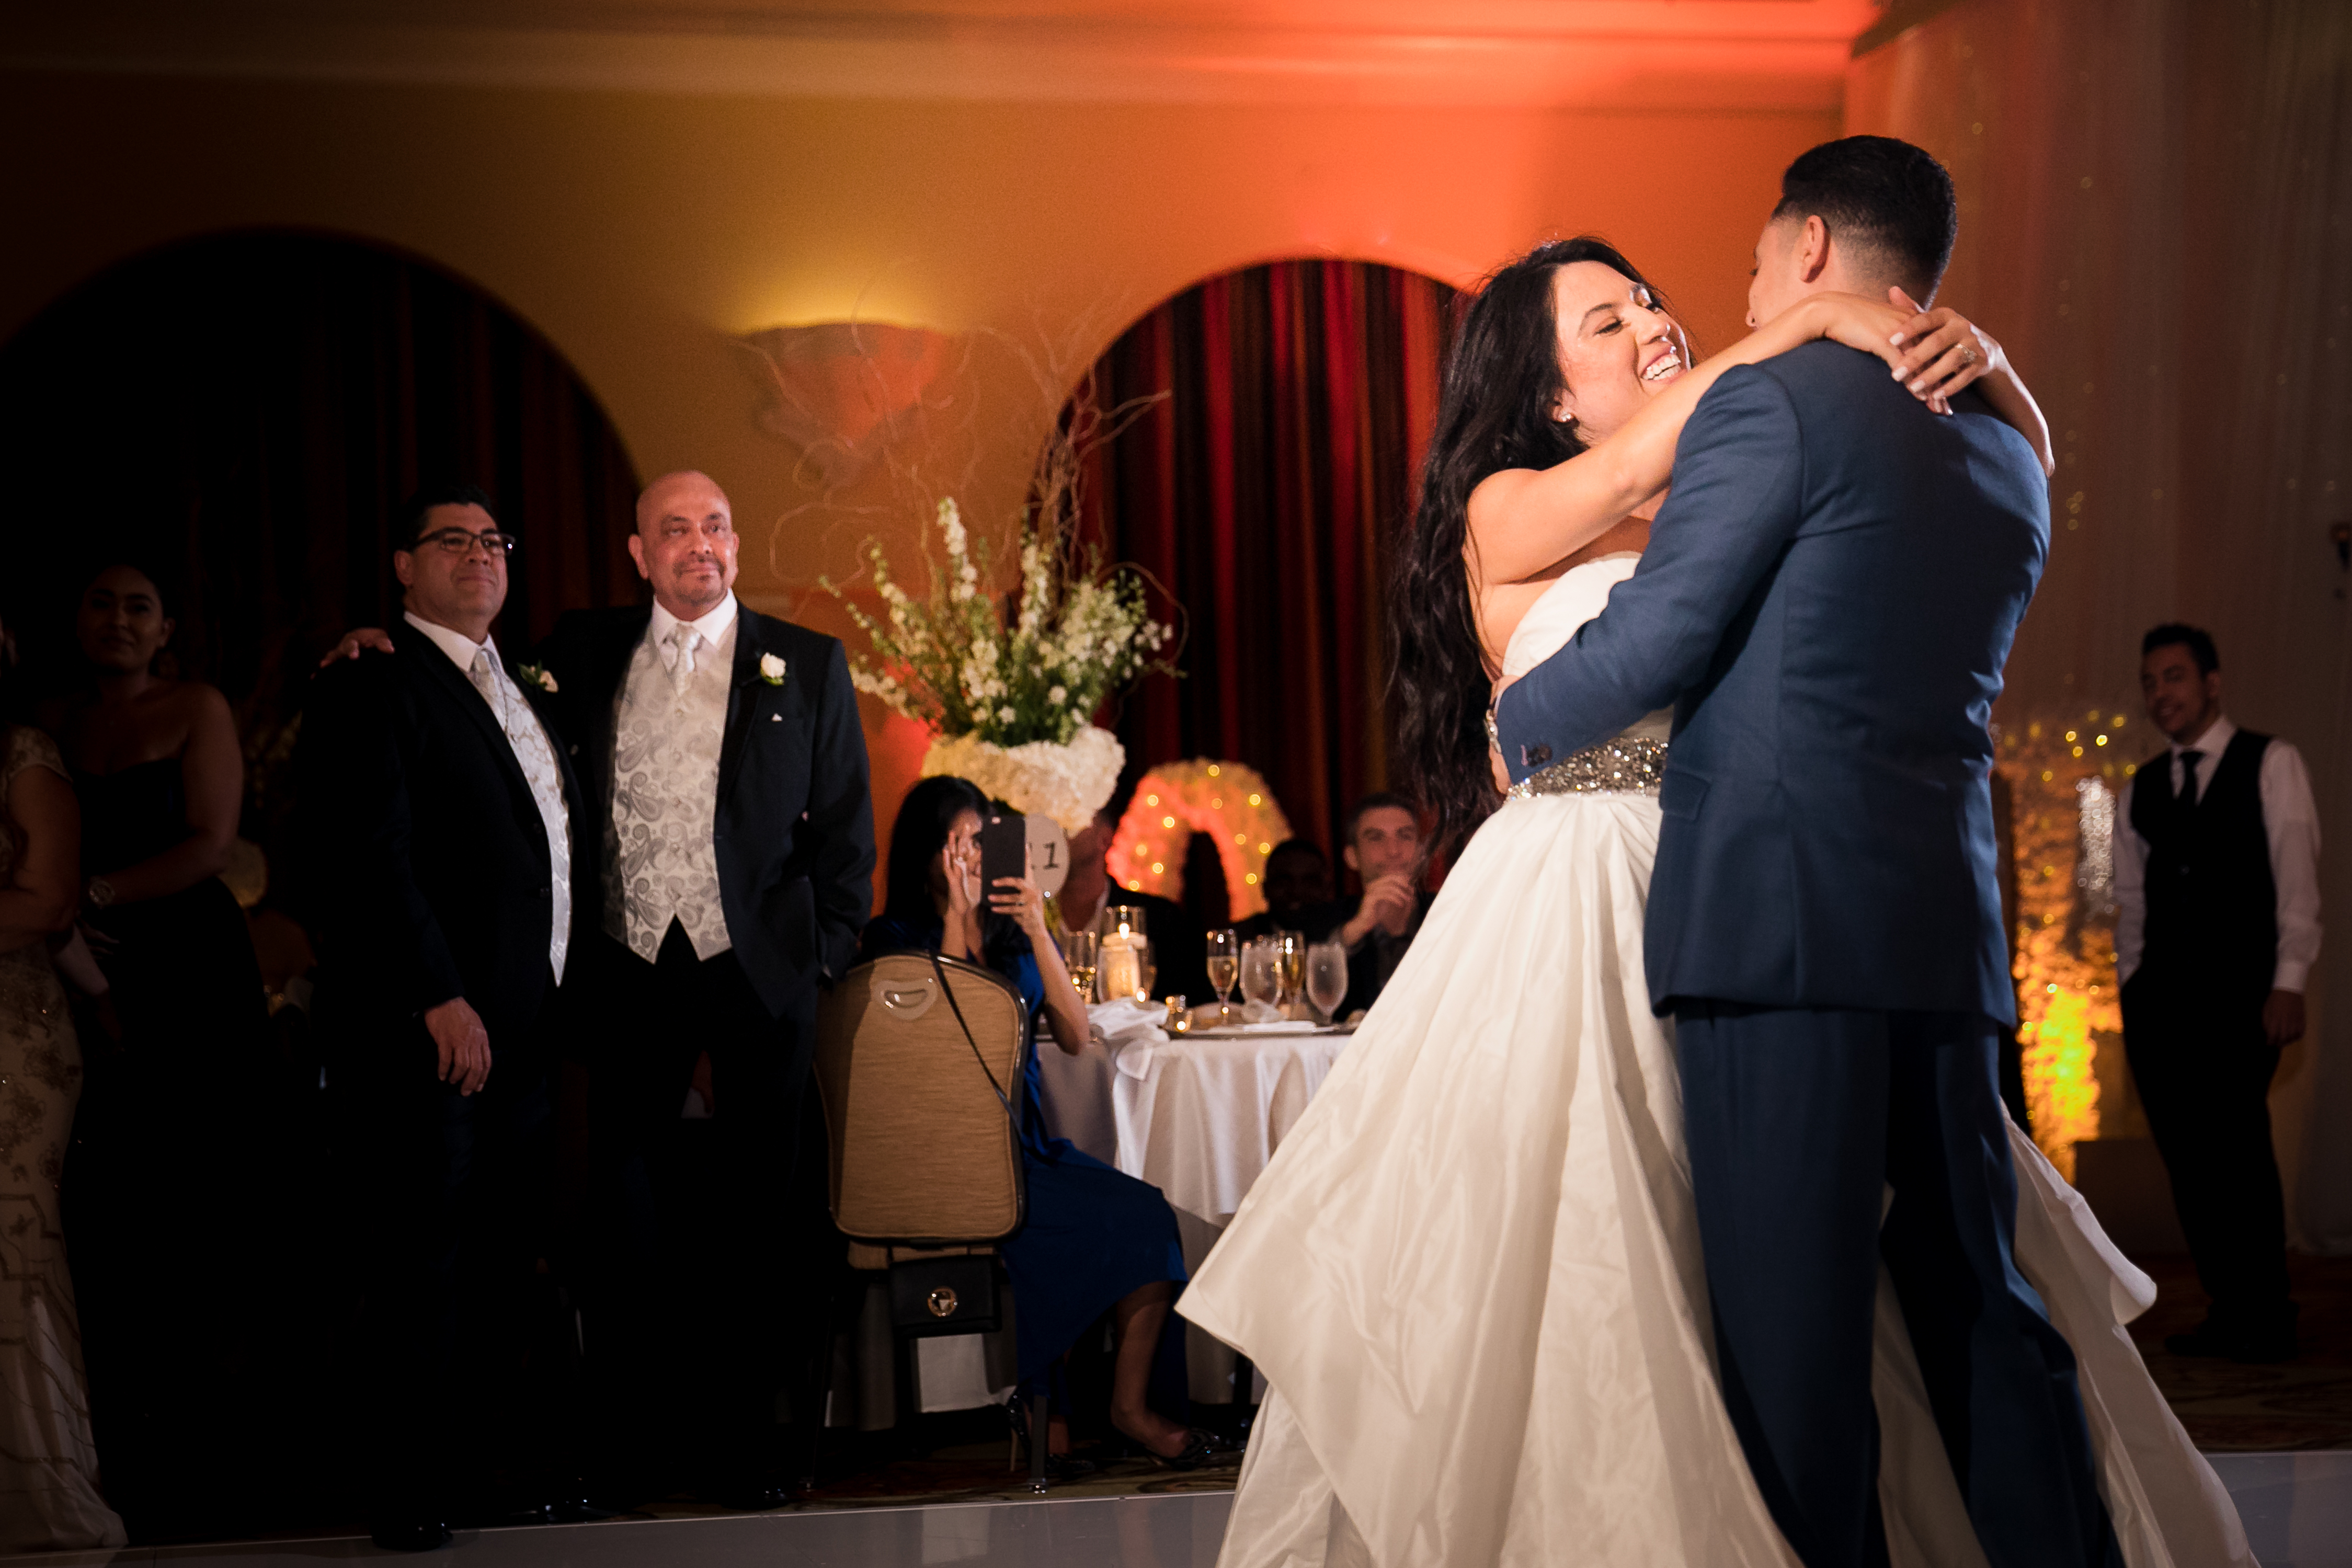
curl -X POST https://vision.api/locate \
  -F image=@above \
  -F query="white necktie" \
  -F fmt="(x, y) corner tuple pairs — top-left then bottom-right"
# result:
(467, 648), (500, 711)
(667, 626), (701, 695)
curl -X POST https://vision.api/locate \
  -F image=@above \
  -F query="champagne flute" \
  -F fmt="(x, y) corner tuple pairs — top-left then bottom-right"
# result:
(1064, 927), (1099, 1004)
(1276, 931), (1306, 1011)
(1205, 928), (1239, 1023)
(1306, 939), (1350, 1025)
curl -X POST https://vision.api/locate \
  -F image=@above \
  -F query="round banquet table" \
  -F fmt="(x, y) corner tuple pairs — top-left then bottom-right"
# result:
(1035, 1001), (1353, 1402)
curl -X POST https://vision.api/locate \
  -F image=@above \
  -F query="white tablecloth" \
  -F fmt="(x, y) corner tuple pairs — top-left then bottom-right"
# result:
(1046, 1002), (1353, 1403)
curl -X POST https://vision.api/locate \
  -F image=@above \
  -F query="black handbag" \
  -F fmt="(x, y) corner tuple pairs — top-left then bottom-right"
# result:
(888, 1252), (1003, 1337)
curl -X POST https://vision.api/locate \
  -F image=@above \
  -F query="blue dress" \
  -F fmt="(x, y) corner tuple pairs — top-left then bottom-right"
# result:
(859, 918), (1189, 1397)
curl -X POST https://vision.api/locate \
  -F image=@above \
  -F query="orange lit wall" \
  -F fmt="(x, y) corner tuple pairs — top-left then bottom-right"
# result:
(0, 68), (1837, 892)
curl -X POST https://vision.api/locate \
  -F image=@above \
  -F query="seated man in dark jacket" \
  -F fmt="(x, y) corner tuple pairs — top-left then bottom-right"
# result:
(1236, 839), (1337, 944)
(1312, 793), (1434, 1020)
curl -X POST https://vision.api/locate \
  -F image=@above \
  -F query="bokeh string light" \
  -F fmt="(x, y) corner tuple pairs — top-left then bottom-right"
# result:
(2000, 709), (2137, 1181)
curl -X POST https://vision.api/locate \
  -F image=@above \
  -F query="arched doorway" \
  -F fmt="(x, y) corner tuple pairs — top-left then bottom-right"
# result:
(0, 227), (642, 738)
(1074, 257), (1459, 864)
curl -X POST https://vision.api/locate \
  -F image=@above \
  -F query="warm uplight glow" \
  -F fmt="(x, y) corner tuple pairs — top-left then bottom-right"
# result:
(2004, 716), (2129, 1181)
(1109, 761), (1292, 919)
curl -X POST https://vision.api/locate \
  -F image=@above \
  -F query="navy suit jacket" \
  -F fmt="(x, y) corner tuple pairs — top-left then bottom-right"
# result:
(1495, 340), (2046, 1024)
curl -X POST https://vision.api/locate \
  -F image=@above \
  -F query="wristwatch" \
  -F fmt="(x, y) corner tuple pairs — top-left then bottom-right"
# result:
(84, 876), (118, 910)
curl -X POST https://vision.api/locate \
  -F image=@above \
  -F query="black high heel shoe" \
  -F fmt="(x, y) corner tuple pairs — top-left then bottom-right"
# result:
(1141, 1428), (1220, 1472)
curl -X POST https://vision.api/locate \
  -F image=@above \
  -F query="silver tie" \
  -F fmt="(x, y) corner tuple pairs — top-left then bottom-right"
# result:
(467, 648), (500, 711)
(667, 627), (701, 695)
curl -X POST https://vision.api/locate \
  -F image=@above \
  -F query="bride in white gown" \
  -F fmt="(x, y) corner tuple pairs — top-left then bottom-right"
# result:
(1177, 238), (2252, 1568)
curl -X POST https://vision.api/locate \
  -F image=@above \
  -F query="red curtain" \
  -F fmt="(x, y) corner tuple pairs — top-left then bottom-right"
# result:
(0, 230), (643, 710)
(0, 228), (643, 889)
(1079, 259), (1457, 859)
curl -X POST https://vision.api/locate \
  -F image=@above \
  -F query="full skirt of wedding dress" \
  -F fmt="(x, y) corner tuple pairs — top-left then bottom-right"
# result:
(1179, 789), (2252, 1568)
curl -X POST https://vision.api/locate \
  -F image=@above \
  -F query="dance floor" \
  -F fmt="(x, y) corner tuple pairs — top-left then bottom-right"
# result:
(3, 1453), (2347, 1568)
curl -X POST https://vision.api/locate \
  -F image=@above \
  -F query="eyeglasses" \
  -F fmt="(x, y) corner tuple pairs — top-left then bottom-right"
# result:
(415, 528), (517, 558)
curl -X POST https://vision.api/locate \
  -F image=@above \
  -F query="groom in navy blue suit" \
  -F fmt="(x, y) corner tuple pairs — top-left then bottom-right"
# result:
(1498, 139), (2118, 1568)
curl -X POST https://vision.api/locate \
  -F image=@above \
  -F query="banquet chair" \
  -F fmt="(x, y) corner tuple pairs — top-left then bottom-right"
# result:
(802, 952), (1041, 1489)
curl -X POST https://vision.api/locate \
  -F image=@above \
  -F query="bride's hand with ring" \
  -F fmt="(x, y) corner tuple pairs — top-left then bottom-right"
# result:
(1884, 288), (2008, 413)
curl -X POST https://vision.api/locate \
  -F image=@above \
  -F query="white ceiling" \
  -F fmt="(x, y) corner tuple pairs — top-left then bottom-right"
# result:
(3, 1), (1887, 110)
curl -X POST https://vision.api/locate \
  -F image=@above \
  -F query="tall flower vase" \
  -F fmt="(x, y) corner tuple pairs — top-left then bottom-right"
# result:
(921, 726), (1125, 903)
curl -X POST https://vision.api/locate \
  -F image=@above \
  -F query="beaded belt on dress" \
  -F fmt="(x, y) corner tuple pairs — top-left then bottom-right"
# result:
(1488, 708), (1669, 798)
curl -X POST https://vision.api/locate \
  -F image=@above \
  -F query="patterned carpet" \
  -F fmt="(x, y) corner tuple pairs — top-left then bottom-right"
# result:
(2128, 1251), (2352, 1451)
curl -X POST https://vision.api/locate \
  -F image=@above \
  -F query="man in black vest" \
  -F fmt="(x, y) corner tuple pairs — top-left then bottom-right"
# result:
(2115, 623), (2321, 1363)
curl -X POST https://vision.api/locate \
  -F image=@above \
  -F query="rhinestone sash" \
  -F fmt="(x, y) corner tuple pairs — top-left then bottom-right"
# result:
(1489, 708), (1669, 799)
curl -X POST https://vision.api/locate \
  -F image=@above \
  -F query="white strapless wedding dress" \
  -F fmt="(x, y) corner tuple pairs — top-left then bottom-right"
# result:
(1179, 554), (2253, 1568)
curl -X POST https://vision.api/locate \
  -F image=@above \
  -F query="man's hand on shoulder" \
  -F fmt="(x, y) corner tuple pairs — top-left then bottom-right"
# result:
(318, 627), (397, 668)
(425, 996), (492, 1095)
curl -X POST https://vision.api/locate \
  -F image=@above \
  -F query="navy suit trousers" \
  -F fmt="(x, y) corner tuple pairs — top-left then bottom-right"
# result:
(1675, 1003), (2120, 1568)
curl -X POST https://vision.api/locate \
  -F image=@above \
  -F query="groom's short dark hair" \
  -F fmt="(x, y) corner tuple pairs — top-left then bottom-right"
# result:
(1773, 136), (1957, 300)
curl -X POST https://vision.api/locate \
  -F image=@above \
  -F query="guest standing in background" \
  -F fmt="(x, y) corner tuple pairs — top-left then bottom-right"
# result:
(39, 564), (267, 1538)
(2115, 623), (2319, 1363)
(297, 486), (586, 1548)
(529, 470), (874, 1508)
(0, 615), (127, 1552)
(1317, 792), (1435, 1019)
(861, 777), (1209, 1468)
(1048, 807), (1208, 1001)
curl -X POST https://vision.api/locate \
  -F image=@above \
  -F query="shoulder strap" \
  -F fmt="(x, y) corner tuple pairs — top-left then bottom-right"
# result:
(927, 948), (1022, 1131)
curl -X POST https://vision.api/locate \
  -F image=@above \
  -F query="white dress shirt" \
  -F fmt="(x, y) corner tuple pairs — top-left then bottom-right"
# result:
(606, 594), (739, 962)
(2111, 713), (2322, 992)
(402, 611), (573, 982)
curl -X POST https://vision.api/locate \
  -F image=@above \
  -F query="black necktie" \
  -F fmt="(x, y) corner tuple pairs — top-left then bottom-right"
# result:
(2176, 749), (2205, 810)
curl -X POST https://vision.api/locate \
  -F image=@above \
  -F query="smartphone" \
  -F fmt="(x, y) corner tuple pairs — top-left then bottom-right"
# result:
(979, 809), (1029, 895)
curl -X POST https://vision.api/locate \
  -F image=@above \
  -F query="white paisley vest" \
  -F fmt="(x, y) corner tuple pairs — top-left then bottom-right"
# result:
(605, 613), (735, 961)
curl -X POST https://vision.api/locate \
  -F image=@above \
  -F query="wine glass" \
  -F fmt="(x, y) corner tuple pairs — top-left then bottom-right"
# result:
(1239, 938), (1280, 1012)
(1135, 939), (1158, 1003)
(1305, 939), (1350, 1025)
(1205, 929), (1239, 1023)
(1064, 927), (1099, 1004)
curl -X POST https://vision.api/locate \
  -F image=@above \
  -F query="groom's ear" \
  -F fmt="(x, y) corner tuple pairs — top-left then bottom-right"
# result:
(1796, 214), (1832, 284)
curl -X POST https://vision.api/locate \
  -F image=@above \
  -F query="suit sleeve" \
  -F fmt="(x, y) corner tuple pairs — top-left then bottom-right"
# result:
(296, 662), (468, 1017)
(804, 637), (877, 981)
(1495, 367), (1808, 784)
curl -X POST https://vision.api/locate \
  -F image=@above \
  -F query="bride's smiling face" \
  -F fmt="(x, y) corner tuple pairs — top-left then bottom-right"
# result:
(1548, 261), (1687, 442)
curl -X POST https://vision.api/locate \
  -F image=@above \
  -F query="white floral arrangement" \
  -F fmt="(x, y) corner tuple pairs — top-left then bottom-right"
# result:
(829, 497), (1173, 747)
(921, 723), (1126, 835)
(826, 487), (1178, 830)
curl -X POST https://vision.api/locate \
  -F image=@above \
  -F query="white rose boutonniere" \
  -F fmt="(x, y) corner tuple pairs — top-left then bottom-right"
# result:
(759, 652), (787, 686)
(518, 662), (557, 693)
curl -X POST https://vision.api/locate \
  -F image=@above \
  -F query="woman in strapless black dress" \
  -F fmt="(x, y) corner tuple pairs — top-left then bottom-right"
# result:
(43, 564), (270, 1539)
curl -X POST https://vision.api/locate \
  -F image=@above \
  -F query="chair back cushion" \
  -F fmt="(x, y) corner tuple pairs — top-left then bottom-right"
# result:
(816, 952), (1028, 1244)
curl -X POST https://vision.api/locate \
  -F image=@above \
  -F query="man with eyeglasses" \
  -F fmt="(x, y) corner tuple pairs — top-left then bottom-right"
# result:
(297, 483), (586, 1549)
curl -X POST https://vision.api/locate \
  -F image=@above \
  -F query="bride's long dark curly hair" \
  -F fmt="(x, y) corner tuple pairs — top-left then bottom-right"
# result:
(1387, 236), (1669, 853)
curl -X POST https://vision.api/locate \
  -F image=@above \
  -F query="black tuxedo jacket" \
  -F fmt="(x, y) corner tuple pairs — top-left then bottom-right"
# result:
(296, 618), (587, 1057)
(532, 603), (875, 1018)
